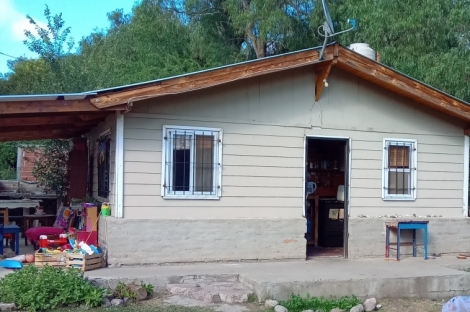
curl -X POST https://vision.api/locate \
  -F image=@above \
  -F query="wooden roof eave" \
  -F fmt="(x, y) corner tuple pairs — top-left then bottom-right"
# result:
(335, 45), (470, 123)
(89, 48), (337, 109)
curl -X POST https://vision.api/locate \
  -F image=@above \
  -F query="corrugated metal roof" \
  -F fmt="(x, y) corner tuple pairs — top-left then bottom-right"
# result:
(0, 92), (96, 102)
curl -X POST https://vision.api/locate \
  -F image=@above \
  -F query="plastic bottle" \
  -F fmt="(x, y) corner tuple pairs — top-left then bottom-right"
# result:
(78, 241), (94, 255)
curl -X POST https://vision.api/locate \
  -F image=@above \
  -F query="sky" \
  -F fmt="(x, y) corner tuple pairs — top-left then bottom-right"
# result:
(0, 0), (137, 73)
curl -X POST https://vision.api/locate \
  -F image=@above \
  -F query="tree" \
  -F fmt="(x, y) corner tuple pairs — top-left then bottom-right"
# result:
(337, 0), (470, 101)
(26, 140), (71, 197)
(0, 142), (17, 180)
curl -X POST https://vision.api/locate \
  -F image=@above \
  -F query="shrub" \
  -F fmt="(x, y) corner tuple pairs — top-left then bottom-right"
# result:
(0, 265), (105, 311)
(280, 294), (361, 312)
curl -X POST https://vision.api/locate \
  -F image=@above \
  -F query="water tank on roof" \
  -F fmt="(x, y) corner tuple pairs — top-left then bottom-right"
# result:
(348, 43), (376, 60)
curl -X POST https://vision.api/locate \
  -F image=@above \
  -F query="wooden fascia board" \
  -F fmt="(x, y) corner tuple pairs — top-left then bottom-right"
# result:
(315, 59), (335, 101)
(90, 48), (336, 109)
(464, 129), (470, 136)
(336, 46), (470, 122)
(0, 99), (124, 115)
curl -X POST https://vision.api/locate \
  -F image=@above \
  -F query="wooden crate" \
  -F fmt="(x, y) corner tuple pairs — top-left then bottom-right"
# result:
(65, 253), (104, 272)
(34, 252), (67, 268)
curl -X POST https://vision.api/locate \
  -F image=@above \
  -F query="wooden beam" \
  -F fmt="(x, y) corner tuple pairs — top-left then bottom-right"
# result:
(0, 129), (88, 142)
(90, 48), (336, 108)
(0, 115), (74, 127)
(0, 121), (98, 133)
(77, 113), (111, 121)
(336, 46), (470, 122)
(464, 129), (470, 136)
(0, 99), (124, 115)
(315, 60), (334, 101)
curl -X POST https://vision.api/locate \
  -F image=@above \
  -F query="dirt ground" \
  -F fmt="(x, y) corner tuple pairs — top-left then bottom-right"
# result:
(379, 298), (444, 312)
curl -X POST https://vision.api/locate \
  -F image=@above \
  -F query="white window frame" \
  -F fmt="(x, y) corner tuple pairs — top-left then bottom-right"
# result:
(161, 125), (223, 199)
(382, 138), (417, 201)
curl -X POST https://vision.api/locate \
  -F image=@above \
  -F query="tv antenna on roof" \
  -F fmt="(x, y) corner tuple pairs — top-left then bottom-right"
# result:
(318, 0), (356, 59)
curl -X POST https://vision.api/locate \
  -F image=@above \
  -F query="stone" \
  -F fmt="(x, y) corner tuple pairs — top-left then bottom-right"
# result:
(363, 298), (377, 312)
(265, 300), (279, 308)
(0, 303), (16, 311)
(350, 304), (364, 312)
(111, 299), (123, 306)
(102, 298), (112, 308)
(275, 305), (288, 312)
(330, 308), (345, 312)
(376, 304), (382, 310)
(302, 310), (314, 312)
(123, 297), (130, 305)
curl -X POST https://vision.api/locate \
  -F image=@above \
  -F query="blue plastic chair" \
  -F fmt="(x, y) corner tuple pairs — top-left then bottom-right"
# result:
(0, 224), (3, 255)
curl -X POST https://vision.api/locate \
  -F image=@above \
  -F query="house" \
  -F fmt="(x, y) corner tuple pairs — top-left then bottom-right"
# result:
(1, 42), (470, 266)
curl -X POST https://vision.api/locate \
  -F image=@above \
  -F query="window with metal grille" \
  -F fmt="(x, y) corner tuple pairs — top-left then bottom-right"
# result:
(382, 139), (417, 200)
(97, 136), (110, 198)
(161, 126), (222, 199)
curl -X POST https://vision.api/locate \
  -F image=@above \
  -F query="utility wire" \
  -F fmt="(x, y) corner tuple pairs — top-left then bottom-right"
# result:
(0, 51), (17, 59)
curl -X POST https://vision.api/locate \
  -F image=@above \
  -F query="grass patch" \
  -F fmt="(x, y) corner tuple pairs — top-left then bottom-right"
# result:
(280, 294), (361, 312)
(247, 293), (258, 303)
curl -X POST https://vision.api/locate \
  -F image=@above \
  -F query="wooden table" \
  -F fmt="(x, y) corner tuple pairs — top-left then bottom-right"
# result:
(385, 220), (429, 261)
(0, 225), (20, 255)
(23, 214), (56, 246)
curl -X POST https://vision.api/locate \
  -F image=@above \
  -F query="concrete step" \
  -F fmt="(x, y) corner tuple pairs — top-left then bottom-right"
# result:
(167, 282), (253, 304)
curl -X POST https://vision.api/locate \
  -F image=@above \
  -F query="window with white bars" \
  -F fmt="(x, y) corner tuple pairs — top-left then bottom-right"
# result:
(382, 139), (417, 200)
(161, 126), (222, 199)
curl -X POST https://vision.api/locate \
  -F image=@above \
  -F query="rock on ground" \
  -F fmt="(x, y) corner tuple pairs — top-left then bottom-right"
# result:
(275, 305), (288, 312)
(111, 298), (123, 306)
(350, 304), (364, 312)
(364, 298), (377, 312)
(0, 303), (16, 311)
(265, 300), (279, 308)
(302, 310), (314, 312)
(330, 308), (345, 312)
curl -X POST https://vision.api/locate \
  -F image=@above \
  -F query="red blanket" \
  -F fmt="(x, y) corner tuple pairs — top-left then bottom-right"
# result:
(25, 227), (65, 243)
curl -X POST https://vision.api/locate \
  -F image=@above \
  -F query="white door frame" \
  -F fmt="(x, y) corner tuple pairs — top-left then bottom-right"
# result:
(464, 135), (469, 217)
(303, 135), (352, 217)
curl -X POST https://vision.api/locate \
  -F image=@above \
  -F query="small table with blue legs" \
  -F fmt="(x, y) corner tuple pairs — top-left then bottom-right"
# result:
(0, 225), (20, 256)
(385, 220), (428, 261)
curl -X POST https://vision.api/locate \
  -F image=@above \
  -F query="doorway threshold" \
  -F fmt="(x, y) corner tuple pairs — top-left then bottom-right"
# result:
(307, 245), (344, 259)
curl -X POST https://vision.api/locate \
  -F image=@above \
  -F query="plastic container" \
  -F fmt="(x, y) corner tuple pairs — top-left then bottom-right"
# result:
(39, 234), (68, 249)
(101, 203), (110, 217)
(79, 241), (94, 255)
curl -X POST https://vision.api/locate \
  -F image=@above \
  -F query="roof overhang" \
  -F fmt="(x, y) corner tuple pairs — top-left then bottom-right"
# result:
(87, 43), (470, 124)
(1, 42), (469, 143)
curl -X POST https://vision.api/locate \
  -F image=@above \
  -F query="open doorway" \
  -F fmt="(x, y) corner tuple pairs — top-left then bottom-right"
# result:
(305, 137), (349, 258)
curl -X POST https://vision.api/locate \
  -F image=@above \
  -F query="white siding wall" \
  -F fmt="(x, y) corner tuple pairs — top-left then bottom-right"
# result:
(122, 67), (466, 219)
(87, 114), (117, 214)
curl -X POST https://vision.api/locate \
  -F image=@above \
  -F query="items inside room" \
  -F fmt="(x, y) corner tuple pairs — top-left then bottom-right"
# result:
(305, 138), (348, 258)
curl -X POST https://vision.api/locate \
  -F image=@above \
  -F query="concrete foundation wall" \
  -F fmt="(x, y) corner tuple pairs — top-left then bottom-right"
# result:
(100, 217), (305, 266)
(349, 217), (470, 258)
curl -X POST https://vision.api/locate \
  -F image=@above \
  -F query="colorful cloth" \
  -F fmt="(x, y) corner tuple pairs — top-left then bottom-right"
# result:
(53, 205), (75, 228)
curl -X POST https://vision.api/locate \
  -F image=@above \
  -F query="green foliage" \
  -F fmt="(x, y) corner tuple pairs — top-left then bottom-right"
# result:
(280, 294), (361, 312)
(0, 142), (17, 179)
(140, 282), (154, 295)
(24, 139), (71, 196)
(0, 265), (105, 311)
(246, 293), (258, 303)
